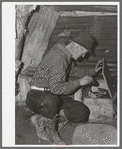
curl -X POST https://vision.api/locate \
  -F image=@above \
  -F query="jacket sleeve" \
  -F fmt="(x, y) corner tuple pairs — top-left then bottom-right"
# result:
(48, 56), (81, 95)
(69, 61), (96, 78)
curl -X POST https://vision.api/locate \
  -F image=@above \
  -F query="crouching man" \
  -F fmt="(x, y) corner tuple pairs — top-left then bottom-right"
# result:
(26, 32), (103, 144)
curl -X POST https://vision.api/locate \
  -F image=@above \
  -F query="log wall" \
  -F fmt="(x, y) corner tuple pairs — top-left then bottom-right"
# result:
(46, 5), (117, 78)
(16, 5), (117, 78)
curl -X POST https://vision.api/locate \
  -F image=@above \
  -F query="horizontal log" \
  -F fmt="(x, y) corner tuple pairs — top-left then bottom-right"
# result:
(95, 49), (117, 53)
(48, 34), (117, 43)
(49, 32), (117, 40)
(55, 18), (117, 27)
(81, 57), (117, 63)
(53, 5), (117, 13)
(54, 25), (117, 31)
(59, 11), (117, 17)
(49, 33), (117, 40)
(47, 42), (117, 51)
(52, 30), (117, 37)
(56, 16), (117, 24)
(54, 25), (117, 32)
(46, 49), (117, 58)
(54, 31), (117, 39)
(77, 62), (117, 67)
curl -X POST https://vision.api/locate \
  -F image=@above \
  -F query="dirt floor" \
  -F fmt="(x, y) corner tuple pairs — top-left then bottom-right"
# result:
(15, 103), (80, 145)
(15, 102), (117, 145)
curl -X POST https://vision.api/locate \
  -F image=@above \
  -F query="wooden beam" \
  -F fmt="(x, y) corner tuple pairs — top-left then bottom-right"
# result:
(58, 11), (117, 17)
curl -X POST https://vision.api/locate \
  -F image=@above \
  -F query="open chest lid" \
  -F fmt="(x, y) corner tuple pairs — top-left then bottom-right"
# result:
(102, 58), (115, 98)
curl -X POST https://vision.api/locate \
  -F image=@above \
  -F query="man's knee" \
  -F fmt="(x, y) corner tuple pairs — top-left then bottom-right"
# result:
(63, 101), (90, 123)
(81, 104), (90, 122)
(41, 93), (60, 119)
(26, 90), (60, 119)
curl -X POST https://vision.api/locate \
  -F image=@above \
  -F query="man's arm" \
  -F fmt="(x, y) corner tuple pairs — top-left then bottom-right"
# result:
(69, 61), (97, 78)
(48, 54), (93, 95)
(48, 60), (81, 95)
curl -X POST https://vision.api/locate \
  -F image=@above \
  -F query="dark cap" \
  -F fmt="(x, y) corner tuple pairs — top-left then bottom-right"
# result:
(71, 32), (95, 54)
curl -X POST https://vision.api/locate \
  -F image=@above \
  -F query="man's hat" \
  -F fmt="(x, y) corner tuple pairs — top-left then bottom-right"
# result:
(71, 32), (95, 55)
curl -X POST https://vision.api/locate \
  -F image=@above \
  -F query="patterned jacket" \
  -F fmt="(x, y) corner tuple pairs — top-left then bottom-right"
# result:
(29, 42), (96, 95)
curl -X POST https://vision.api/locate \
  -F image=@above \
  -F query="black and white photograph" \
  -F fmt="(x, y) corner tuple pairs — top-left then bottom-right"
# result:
(2, 1), (120, 147)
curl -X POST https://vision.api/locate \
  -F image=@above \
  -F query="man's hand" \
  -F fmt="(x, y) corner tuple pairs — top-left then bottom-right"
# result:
(79, 75), (93, 86)
(95, 59), (103, 73)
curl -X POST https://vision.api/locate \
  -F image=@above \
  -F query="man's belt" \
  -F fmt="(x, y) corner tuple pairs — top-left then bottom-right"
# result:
(31, 86), (50, 91)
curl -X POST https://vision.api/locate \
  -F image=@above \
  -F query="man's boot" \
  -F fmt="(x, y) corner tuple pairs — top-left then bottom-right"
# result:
(30, 114), (48, 140)
(30, 114), (66, 145)
(58, 109), (70, 133)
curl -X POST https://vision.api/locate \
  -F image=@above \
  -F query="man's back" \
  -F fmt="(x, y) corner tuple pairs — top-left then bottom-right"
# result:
(29, 42), (70, 92)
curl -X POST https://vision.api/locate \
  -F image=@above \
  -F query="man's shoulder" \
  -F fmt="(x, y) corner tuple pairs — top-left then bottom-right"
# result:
(41, 42), (68, 65)
(50, 51), (67, 64)
(49, 44), (67, 59)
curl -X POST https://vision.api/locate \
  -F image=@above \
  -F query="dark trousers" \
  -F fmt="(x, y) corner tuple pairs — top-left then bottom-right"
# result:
(26, 89), (90, 123)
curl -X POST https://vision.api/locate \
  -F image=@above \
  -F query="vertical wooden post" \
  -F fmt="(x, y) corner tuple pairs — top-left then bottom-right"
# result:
(15, 5), (37, 60)
(15, 5), (37, 79)
(21, 6), (59, 70)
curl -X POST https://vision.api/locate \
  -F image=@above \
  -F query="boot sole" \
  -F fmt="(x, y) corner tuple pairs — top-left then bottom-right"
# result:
(30, 114), (48, 140)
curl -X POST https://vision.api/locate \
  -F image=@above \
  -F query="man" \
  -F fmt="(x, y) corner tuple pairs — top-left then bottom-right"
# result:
(26, 32), (103, 144)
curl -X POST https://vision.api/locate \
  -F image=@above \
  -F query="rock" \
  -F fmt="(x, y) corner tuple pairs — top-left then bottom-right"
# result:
(72, 123), (117, 145)
(84, 97), (113, 123)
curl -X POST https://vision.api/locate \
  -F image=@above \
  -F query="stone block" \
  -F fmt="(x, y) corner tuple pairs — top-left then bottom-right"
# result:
(72, 123), (117, 145)
(83, 97), (113, 123)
